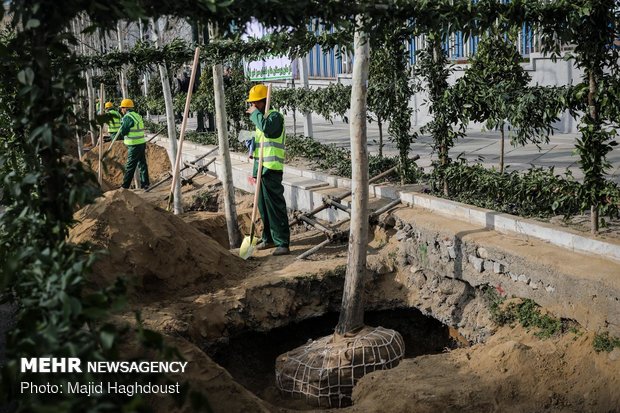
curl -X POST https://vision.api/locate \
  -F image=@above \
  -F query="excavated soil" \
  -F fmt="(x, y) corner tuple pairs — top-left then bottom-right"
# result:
(351, 325), (620, 413)
(67, 170), (620, 413)
(68, 189), (247, 300)
(82, 141), (171, 190)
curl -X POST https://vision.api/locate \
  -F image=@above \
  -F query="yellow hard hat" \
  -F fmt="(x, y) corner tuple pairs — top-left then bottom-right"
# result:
(246, 84), (268, 102)
(120, 98), (134, 108)
(105, 102), (114, 109)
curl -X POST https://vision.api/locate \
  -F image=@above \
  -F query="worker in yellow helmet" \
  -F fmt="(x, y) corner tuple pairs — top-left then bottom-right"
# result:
(113, 98), (150, 189)
(246, 84), (290, 256)
(103, 102), (122, 142)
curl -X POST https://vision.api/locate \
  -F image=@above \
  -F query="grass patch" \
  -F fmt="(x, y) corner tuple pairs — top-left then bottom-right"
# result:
(484, 289), (564, 339)
(593, 332), (620, 353)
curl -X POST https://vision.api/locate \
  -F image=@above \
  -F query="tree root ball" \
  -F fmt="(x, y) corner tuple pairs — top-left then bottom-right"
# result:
(275, 325), (405, 408)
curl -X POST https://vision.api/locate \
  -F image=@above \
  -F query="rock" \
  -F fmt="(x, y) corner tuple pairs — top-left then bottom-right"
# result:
(509, 272), (519, 282)
(395, 220), (404, 230)
(395, 230), (408, 241)
(447, 246), (457, 259)
(518, 274), (531, 284)
(382, 215), (396, 228)
(529, 280), (539, 290)
(477, 247), (489, 259)
(374, 263), (392, 275)
(403, 224), (413, 232)
(608, 348), (620, 361)
(493, 262), (505, 274)
(483, 260), (494, 272)
(545, 284), (556, 293)
(468, 255), (484, 272)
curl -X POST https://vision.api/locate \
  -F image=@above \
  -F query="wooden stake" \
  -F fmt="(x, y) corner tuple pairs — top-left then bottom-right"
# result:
(168, 47), (200, 212)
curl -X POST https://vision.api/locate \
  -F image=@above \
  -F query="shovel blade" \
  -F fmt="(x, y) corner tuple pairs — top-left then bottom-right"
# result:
(239, 234), (258, 260)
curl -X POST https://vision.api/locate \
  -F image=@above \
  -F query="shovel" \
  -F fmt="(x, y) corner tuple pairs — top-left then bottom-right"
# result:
(239, 84), (272, 260)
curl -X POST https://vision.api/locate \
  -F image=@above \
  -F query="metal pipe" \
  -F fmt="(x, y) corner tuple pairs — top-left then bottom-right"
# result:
(297, 238), (332, 260)
(324, 198), (351, 213)
(369, 199), (402, 218)
(298, 215), (335, 237)
(289, 165), (399, 226)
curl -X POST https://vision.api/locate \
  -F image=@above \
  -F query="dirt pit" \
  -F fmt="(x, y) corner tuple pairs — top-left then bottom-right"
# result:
(69, 171), (620, 413)
(207, 308), (463, 410)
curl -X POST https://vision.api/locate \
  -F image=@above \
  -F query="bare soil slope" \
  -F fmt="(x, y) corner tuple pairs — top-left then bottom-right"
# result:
(82, 142), (171, 189)
(68, 190), (246, 299)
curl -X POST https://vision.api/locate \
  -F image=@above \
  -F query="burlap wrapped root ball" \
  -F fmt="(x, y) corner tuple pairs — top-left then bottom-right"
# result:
(275, 325), (405, 408)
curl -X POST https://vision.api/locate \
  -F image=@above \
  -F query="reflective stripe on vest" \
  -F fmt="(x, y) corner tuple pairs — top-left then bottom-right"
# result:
(107, 110), (122, 133)
(252, 109), (286, 171)
(123, 111), (146, 146)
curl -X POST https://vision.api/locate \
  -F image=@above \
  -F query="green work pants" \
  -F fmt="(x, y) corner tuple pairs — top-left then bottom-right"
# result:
(258, 169), (290, 247)
(122, 143), (150, 189)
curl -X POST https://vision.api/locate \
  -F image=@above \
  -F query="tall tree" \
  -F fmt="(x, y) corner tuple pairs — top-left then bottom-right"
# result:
(459, 27), (530, 173)
(417, 32), (466, 196)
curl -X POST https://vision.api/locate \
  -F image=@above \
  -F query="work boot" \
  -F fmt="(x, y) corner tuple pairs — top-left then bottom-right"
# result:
(256, 240), (275, 250)
(272, 246), (290, 256)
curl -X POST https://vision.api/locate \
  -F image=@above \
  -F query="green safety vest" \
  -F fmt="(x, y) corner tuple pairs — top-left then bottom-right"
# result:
(107, 110), (122, 134)
(123, 111), (146, 146)
(253, 109), (286, 171)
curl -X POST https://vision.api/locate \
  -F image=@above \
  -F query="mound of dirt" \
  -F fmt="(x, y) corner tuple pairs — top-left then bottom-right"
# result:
(352, 324), (620, 412)
(69, 190), (246, 299)
(82, 142), (171, 189)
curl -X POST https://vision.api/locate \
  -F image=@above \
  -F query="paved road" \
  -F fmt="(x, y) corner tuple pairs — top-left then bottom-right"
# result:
(164, 113), (620, 183)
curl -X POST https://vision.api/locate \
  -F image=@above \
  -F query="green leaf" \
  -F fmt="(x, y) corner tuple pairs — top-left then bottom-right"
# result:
(25, 19), (40, 29)
(17, 68), (34, 86)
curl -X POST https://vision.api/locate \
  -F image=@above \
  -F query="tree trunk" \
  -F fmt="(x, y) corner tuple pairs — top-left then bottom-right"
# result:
(441, 143), (449, 196)
(79, 16), (96, 146)
(117, 21), (128, 99)
(139, 20), (150, 118)
(210, 24), (242, 248)
(588, 71), (599, 234)
(335, 21), (370, 336)
(151, 18), (183, 214)
(291, 78), (297, 134)
(378, 118), (383, 158)
(500, 123), (505, 174)
(298, 56), (313, 137)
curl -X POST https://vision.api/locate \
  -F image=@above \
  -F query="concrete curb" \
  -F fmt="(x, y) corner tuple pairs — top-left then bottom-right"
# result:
(399, 191), (620, 263)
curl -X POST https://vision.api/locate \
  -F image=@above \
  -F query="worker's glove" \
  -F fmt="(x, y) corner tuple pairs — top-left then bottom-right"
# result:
(247, 176), (257, 186)
(245, 138), (255, 159)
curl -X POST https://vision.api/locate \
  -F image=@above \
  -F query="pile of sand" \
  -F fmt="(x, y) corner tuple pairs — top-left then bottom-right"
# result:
(69, 190), (246, 299)
(82, 142), (171, 190)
